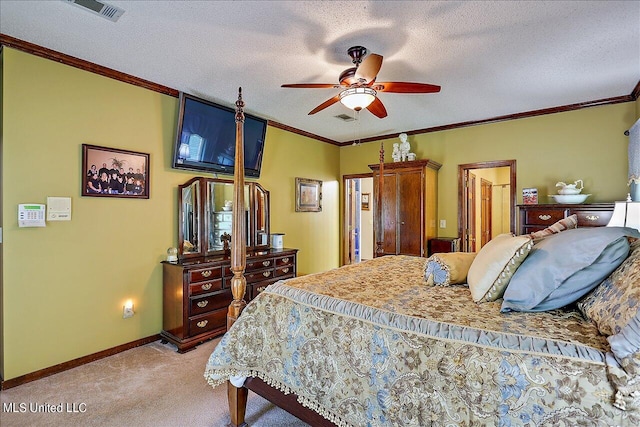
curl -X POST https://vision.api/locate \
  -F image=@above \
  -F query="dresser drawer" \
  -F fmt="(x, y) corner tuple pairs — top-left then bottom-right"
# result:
(188, 308), (227, 336)
(189, 278), (223, 296)
(224, 258), (274, 276)
(244, 268), (275, 283)
(250, 277), (282, 299)
(189, 266), (222, 283)
(571, 209), (613, 227)
(246, 258), (274, 271)
(275, 255), (294, 267)
(275, 265), (294, 277)
(524, 208), (568, 226)
(190, 289), (232, 316)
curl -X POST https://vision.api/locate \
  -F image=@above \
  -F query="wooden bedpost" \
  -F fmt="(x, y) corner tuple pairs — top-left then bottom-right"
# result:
(375, 141), (385, 257)
(227, 87), (249, 427)
(227, 87), (248, 330)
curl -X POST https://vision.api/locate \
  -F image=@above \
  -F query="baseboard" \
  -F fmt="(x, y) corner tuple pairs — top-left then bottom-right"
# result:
(0, 334), (161, 390)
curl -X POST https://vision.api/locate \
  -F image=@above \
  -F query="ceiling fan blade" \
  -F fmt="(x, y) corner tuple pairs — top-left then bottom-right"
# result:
(373, 82), (441, 93)
(355, 54), (383, 83)
(367, 97), (388, 119)
(281, 83), (339, 89)
(308, 94), (341, 115)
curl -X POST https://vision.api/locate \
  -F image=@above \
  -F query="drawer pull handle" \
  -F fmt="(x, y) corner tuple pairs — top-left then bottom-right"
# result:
(196, 320), (208, 328)
(201, 270), (212, 278)
(538, 214), (551, 221)
(256, 286), (266, 293)
(585, 215), (599, 221)
(263, 271), (272, 277)
(262, 261), (271, 267)
(282, 268), (290, 274)
(282, 257), (289, 263)
(197, 300), (208, 308)
(201, 283), (212, 291)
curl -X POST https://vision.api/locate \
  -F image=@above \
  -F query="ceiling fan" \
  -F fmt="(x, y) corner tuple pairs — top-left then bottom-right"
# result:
(281, 46), (441, 119)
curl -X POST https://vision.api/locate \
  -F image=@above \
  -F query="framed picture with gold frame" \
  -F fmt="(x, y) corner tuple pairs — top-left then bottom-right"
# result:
(295, 177), (322, 212)
(361, 193), (370, 210)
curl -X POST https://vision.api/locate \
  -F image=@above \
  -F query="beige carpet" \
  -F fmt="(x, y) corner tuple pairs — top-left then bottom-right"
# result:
(0, 338), (309, 427)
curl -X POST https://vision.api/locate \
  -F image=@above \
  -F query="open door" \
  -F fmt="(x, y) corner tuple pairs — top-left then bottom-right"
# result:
(459, 160), (516, 252)
(481, 178), (492, 247)
(463, 171), (477, 252)
(342, 174), (374, 265)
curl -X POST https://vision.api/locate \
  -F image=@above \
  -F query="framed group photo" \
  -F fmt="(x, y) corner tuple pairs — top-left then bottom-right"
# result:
(295, 177), (322, 212)
(82, 144), (150, 199)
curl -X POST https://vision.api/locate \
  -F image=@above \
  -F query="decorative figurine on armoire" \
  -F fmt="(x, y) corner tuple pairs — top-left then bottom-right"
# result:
(399, 133), (410, 161)
(392, 143), (401, 162)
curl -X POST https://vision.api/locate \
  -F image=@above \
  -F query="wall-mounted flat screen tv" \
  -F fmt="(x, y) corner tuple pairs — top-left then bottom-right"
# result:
(172, 92), (267, 178)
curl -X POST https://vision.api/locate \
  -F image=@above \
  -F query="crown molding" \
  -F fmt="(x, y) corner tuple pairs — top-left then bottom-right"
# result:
(2, 33), (637, 147)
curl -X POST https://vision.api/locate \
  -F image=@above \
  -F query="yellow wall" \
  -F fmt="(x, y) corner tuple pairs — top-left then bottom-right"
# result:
(0, 48), (339, 380)
(341, 103), (636, 239)
(258, 126), (341, 274)
(1, 46), (637, 382)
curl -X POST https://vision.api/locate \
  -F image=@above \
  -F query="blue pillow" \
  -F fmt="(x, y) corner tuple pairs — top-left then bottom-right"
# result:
(501, 227), (638, 312)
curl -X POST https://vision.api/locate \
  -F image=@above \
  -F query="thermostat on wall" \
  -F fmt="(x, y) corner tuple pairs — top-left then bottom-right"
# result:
(47, 197), (72, 221)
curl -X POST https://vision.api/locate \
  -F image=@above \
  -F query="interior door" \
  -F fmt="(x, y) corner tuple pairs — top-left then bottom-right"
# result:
(398, 170), (423, 256)
(481, 178), (492, 247)
(458, 160), (517, 253)
(465, 172), (477, 252)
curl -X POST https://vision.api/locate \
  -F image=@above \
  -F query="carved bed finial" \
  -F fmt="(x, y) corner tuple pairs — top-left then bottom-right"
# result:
(235, 87), (245, 123)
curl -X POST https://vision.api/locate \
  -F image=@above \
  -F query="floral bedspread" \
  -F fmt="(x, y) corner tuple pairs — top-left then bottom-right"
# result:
(204, 255), (639, 426)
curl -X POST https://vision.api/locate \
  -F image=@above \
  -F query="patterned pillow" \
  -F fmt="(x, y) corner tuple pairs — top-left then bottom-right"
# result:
(467, 234), (533, 302)
(424, 252), (477, 286)
(529, 214), (578, 242)
(577, 238), (640, 334)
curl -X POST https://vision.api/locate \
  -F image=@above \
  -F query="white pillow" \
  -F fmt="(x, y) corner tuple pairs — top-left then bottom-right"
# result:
(467, 234), (533, 303)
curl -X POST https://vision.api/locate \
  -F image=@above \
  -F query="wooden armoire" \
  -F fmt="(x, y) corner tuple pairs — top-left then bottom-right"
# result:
(369, 159), (441, 257)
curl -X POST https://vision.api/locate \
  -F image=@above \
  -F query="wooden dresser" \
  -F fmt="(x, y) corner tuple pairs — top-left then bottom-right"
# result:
(517, 203), (615, 235)
(369, 159), (441, 257)
(161, 248), (297, 352)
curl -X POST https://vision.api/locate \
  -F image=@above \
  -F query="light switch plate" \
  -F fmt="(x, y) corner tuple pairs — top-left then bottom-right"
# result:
(439, 220), (446, 228)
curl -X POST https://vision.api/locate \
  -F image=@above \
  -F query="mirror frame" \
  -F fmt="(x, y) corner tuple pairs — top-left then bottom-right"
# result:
(177, 177), (270, 259)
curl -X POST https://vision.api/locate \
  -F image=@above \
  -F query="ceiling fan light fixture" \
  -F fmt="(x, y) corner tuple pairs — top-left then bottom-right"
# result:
(339, 87), (376, 111)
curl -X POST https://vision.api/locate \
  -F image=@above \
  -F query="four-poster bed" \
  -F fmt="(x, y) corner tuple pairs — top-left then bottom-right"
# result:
(205, 89), (640, 426)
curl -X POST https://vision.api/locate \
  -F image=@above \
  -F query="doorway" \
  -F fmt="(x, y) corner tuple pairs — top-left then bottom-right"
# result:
(343, 174), (374, 265)
(458, 160), (516, 252)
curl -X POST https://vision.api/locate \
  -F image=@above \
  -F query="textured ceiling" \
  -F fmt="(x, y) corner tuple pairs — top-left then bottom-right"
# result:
(1, 1), (639, 143)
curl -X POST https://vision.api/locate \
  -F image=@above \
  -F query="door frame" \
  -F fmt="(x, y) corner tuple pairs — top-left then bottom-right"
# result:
(342, 173), (373, 266)
(458, 160), (516, 252)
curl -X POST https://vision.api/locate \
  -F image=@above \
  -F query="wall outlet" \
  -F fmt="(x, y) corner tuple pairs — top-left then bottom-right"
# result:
(439, 219), (446, 228)
(123, 305), (134, 319)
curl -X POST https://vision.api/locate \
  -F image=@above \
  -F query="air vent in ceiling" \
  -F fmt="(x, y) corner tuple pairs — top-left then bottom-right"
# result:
(64, 0), (124, 22)
(334, 114), (356, 122)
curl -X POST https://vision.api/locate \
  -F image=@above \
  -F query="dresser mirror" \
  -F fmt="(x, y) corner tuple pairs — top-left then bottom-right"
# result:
(178, 177), (270, 259)
(180, 179), (201, 255)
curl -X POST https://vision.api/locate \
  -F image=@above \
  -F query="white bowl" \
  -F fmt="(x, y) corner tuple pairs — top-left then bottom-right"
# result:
(549, 194), (590, 204)
(557, 188), (582, 195)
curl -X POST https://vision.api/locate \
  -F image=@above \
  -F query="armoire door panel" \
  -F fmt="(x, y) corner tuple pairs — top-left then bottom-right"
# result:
(398, 171), (423, 255)
(382, 173), (397, 254)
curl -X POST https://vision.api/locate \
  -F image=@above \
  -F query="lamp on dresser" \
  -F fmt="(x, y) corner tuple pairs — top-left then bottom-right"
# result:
(607, 201), (640, 232)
